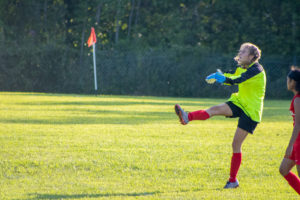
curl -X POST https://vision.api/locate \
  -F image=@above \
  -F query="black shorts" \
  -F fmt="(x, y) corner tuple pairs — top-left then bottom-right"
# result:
(226, 101), (258, 134)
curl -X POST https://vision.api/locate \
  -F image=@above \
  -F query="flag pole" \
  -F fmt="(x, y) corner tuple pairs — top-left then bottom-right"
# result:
(93, 43), (98, 92)
(87, 27), (98, 94)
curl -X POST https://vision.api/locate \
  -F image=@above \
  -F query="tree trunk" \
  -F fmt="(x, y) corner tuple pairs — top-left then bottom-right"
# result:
(115, 0), (121, 44)
(292, 12), (297, 65)
(127, 0), (135, 37)
(43, 0), (48, 42)
(96, 3), (102, 26)
(134, 0), (141, 35)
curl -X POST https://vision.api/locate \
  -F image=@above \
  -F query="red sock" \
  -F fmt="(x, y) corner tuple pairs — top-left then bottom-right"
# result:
(188, 110), (210, 121)
(284, 172), (300, 195)
(229, 153), (242, 182)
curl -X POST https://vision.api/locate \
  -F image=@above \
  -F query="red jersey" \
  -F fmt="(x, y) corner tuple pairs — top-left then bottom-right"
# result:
(289, 94), (300, 164)
(290, 94), (300, 126)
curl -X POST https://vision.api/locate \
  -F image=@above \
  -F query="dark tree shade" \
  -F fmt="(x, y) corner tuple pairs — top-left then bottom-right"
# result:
(0, 0), (299, 98)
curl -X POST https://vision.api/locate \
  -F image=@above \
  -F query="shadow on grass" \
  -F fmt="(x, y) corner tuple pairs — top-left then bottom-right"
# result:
(2, 92), (224, 103)
(16, 100), (217, 107)
(0, 117), (168, 125)
(0, 109), (174, 125)
(26, 191), (160, 199)
(22, 188), (211, 200)
(0, 92), (227, 125)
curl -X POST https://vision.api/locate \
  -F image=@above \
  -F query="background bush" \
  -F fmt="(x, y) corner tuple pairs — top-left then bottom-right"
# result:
(0, 0), (299, 98)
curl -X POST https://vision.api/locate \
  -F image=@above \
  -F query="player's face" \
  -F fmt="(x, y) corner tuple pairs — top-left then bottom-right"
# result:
(236, 48), (254, 66)
(287, 77), (295, 91)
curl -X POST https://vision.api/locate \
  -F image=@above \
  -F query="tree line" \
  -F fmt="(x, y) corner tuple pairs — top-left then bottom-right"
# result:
(0, 0), (299, 98)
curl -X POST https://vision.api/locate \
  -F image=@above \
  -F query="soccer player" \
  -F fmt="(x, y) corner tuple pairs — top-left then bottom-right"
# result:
(279, 67), (300, 195)
(174, 43), (266, 189)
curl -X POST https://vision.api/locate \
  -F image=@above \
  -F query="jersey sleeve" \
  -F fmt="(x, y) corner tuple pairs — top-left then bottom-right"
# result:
(223, 69), (240, 78)
(224, 64), (263, 85)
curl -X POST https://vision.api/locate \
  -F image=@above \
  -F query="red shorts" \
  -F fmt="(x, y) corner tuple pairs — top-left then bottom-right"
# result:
(289, 134), (300, 165)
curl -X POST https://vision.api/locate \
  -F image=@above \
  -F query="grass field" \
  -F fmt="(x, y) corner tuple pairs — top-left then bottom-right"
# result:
(0, 92), (298, 200)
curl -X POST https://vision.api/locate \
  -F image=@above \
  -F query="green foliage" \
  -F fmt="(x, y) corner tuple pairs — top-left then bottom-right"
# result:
(0, 0), (299, 98)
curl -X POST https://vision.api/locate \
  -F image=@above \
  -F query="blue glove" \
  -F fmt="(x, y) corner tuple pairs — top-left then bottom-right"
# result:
(214, 71), (226, 83)
(205, 73), (217, 84)
(205, 71), (226, 84)
(206, 73), (216, 80)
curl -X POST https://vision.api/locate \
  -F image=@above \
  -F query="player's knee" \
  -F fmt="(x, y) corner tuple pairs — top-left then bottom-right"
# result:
(206, 106), (218, 116)
(279, 165), (289, 176)
(279, 167), (286, 176)
(207, 105), (224, 116)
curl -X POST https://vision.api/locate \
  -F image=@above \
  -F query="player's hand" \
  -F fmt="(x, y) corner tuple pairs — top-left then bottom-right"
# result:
(284, 145), (293, 158)
(206, 69), (226, 84)
(215, 71), (226, 83)
(205, 73), (216, 84)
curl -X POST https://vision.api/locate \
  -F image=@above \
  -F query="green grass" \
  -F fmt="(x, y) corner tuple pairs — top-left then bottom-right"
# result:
(0, 92), (298, 199)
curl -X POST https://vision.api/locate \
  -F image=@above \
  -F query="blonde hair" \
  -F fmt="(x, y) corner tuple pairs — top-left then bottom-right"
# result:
(234, 42), (261, 63)
(291, 65), (300, 71)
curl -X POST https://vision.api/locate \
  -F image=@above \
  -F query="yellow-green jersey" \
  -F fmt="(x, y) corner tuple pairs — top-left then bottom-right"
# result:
(223, 62), (266, 122)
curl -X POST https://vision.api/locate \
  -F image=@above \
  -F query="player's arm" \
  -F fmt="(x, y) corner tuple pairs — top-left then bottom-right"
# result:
(223, 69), (239, 77)
(285, 98), (300, 158)
(224, 65), (263, 85)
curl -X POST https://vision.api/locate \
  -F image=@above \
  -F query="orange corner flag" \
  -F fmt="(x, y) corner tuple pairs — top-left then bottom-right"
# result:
(87, 27), (97, 47)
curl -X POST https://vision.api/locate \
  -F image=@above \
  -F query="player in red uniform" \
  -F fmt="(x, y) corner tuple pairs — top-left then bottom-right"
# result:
(279, 66), (300, 195)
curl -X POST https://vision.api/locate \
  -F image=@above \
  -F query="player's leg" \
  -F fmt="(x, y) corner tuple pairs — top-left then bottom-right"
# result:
(279, 159), (300, 194)
(205, 103), (233, 117)
(175, 103), (233, 125)
(231, 127), (248, 153)
(280, 158), (295, 176)
(225, 111), (259, 189)
(224, 128), (248, 189)
(297, 164), (300, 177)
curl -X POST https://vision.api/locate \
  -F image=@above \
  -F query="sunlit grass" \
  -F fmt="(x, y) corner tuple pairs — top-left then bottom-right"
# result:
(0, 92), (298, 199)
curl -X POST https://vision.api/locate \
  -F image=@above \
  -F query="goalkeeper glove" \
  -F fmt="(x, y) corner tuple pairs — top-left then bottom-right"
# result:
(205, 70), (226, 84)
(205, 73), (217, 84)
(214, 71), (226, 83)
